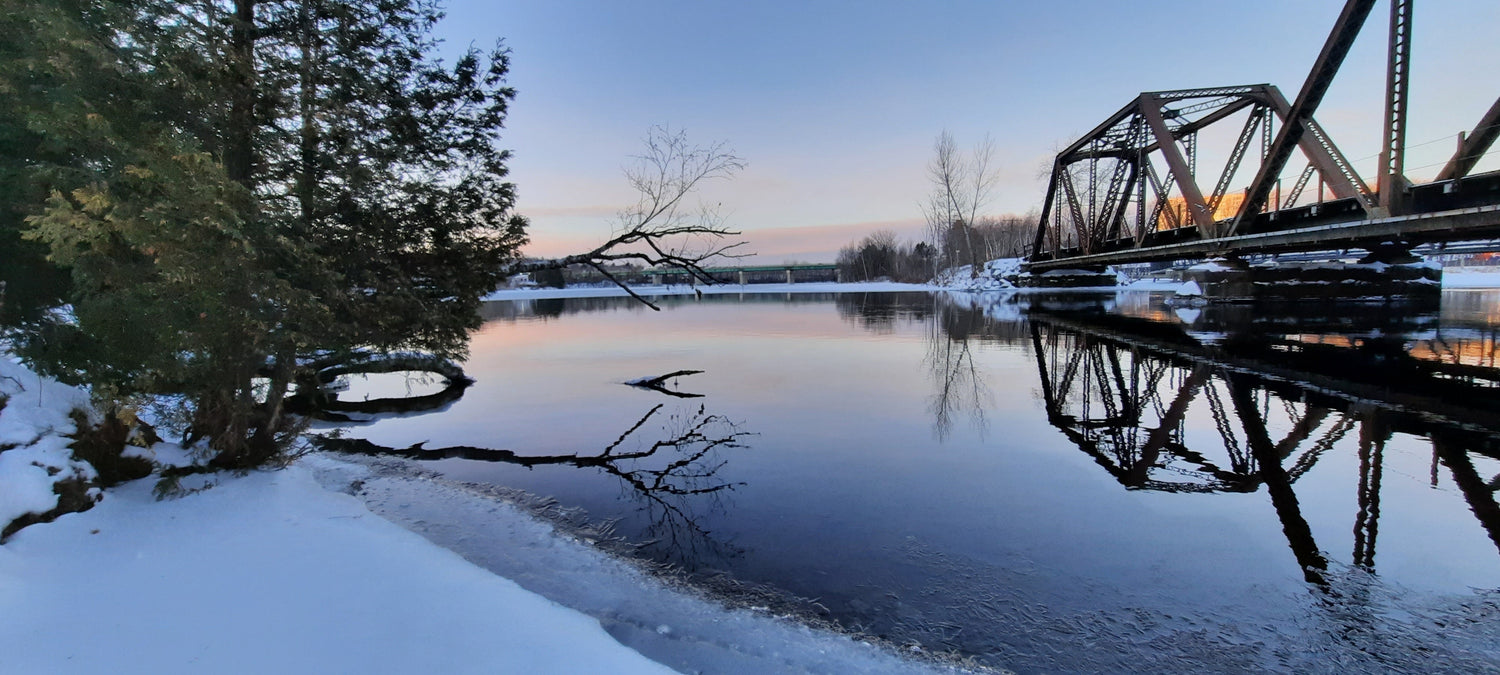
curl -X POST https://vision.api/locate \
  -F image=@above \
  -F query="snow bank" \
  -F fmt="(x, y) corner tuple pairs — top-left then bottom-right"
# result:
(307, 454), (967, 675)
(0, 357), (98, 529)
(485, 281), (936, 302)
(930, 257), (1022, 292)
(0, 464), (675, 674)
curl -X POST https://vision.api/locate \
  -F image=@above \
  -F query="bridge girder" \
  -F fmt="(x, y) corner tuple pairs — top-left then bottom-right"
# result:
(1027, 0), (1500, 271)
(1436, 96), (1500, 182)
(1233, 0), (1381, 232)
(1032, 84), (1369, 259)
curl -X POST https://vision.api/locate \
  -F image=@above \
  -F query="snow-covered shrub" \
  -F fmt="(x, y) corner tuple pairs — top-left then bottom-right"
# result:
(0, 356), (150, 540)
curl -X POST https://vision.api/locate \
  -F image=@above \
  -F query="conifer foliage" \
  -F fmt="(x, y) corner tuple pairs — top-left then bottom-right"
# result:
(2, 0), (528, 467)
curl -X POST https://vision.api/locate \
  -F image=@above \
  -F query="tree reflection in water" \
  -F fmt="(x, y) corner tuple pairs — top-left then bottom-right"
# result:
(315, 402), (751, 570)
(836, 290), (1500, 591)
(835, 292), (1018, 440)
(924, 301), (992, 441)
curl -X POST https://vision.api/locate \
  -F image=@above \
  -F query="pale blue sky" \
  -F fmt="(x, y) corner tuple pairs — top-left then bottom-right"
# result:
(434, 1), (1500, 263)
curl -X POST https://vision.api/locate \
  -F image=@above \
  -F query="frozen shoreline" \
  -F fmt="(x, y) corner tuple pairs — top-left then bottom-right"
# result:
(310, 454), (974, 674)
(0, 460), (674, 674)
(484, 267), (1500, 304)
(0, 449), (969, 674)
(0, 350), (970, 673)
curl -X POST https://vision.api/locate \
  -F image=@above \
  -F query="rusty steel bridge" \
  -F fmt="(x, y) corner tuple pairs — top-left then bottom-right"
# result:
(1027, 0), (1500, 272)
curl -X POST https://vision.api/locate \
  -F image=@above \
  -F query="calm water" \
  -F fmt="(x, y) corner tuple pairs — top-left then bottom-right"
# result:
(336, 290), (1500, 673)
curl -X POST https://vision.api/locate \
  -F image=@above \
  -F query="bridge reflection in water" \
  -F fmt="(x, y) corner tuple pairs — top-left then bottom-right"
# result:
(1024, 297), (1500, 585)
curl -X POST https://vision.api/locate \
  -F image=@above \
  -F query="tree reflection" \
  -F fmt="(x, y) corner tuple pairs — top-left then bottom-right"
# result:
(835, 292), (1032, 440)
(314, 402), (750, 570)
(925, 301), (992, 440)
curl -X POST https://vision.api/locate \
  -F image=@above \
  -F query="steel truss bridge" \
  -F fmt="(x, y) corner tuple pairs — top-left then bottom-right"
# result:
(1028, 0), (1500, 272)
(1028, 307), (1500, 584)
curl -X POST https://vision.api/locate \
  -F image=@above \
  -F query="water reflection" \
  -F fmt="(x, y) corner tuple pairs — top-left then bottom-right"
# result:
(332, 291), (1500, 671)
(317, 402), (750, 569)
(1024, 301), (1500, 585)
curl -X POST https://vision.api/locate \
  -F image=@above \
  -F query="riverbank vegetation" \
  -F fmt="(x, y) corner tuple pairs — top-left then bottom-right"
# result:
(834, 129), (1035, 284)
(0, 0), (741, 472)
(835, 216), (1034, 283)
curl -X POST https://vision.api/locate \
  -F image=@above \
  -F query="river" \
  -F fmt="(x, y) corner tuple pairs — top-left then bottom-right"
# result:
(331, 288), (1500, 673)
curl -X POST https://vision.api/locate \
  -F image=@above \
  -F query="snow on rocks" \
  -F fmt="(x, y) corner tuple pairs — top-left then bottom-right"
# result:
(932, 257), (1022, 292)
(1174, 281), (1204, 297)
(0, 356), (99, 534)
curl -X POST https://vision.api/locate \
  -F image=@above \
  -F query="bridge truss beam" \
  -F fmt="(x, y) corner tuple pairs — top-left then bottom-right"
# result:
(1436, 95), (1500, 182)
(1031, 84), (1370, 260)
(1026, 1), (1500, 271)
(1233, 0), (1380, 231)
(1377, 0), (1414, 214)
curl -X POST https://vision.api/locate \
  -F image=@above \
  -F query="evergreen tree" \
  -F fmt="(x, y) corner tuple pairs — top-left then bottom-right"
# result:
(2, 0), (527, 467)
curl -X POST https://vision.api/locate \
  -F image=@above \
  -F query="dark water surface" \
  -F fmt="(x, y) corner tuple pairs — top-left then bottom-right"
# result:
(337, 290), (1500, 673)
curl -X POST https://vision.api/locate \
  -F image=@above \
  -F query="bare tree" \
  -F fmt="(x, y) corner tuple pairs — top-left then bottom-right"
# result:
(922, 130), (1000, 278)
(509, 126), (748, 309)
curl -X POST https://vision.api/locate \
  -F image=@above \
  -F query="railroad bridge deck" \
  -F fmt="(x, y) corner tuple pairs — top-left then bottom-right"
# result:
(1025, 1), (1500, 275)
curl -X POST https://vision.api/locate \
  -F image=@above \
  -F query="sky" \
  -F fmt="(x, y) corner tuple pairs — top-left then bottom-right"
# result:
(432, 1), (1500, 264)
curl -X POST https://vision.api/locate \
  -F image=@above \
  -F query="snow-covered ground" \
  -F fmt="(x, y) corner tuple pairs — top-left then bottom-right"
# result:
(484, 263), (1500, 304)
(0, 355), (968, 674)
(0, 463), (675, 674)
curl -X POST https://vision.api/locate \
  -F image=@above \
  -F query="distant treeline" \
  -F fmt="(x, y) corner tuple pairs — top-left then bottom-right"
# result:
(837, 215), (1035, 283)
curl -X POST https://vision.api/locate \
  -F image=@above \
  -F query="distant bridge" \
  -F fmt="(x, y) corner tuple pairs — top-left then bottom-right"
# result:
(1027, 0), (1500, 272)
(570, 263), (841, 286)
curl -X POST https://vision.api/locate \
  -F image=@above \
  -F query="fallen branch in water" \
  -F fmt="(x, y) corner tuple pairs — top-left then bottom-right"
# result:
(625, 370), (705, 398)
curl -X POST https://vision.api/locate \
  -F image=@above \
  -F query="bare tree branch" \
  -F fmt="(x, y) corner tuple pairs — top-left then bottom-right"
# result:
(923, 130), (1002, 278)
(506, 126), (749, 309)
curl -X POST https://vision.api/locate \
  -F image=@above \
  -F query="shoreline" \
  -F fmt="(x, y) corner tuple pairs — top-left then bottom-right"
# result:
(483, 268), (1500, 304)
(308, 452), (979, 674)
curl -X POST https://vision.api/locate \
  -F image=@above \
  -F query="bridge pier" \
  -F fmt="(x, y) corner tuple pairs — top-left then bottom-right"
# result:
(1014, 266), (1119, 289)
(1181, 253), (1440, 304)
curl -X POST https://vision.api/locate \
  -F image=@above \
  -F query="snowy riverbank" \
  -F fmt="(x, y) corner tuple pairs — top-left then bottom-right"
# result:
(0, 463), (674, 674)
(482, 264), (1500, 305)
(0, 355), (969, 674)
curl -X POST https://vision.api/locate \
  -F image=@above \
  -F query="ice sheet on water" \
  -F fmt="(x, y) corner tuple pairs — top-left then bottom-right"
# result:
(305, 453), (978, 675)
(309, 449), (1500, 674)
